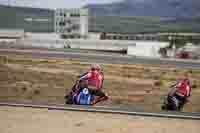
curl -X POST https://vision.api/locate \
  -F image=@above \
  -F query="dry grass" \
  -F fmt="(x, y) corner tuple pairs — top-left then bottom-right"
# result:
(0, 55), (200, 112)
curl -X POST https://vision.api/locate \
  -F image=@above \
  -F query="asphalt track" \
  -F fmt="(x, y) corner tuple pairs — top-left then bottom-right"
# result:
(0, 48), (200, 69)
(0, 102), (200, 120)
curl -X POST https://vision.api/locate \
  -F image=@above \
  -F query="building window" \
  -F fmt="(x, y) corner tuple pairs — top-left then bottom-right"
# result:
(67, 29), (71, 33)
(67, 20), (71, 24)
(72, 24), (80, 30)
(107, 36), (111, 40)
(70, 13), (80, 17)
(59, 22), (65, 26)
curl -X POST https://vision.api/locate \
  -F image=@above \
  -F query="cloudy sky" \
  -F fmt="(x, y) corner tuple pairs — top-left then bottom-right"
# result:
(0, 0), (122, 9)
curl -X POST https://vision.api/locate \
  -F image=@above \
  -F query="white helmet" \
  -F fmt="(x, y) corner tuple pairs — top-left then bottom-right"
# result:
(91, 64), (101, 71)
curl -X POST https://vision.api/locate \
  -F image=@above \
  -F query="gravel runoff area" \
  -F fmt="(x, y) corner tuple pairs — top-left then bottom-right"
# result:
(0, 106), (199, 133)
(1, 53), (200, 112)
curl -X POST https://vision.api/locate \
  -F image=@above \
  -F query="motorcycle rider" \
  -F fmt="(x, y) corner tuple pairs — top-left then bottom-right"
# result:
(75, 64), (108, 105)
(168, 75), (192, 110)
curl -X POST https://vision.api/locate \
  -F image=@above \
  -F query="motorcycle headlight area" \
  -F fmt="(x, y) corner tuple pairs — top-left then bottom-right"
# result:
(82, 88), (89, 95)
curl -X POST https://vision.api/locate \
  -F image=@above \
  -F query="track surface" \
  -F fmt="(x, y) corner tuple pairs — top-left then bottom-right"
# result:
(1, 48), (200, 120)
(0, 102), (200, 120)
(0, 48), (200, 69)
(2, 106), (199, 133)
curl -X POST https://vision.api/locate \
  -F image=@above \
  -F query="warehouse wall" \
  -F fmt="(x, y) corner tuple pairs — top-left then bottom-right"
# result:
(127, 41), (169, 57)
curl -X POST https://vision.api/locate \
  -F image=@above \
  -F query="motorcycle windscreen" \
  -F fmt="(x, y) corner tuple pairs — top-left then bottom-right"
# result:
(76, 92), (93, 105)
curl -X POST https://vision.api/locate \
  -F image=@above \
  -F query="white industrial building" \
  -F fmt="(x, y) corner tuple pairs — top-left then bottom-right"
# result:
(0, 6), (173, 59)
(0, 29), (24, 43)
(0, 29), (24, 39)
(54, 8), (88, 38)
(127, 41), (169, 57)
(16, 33), (170, 58)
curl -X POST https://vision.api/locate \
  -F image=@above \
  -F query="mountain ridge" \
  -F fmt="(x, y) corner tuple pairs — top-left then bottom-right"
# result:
(85, 0), (200, 18)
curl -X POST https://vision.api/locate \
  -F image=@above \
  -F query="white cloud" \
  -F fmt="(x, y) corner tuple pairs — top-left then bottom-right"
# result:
(85, 0), (122, 4)
(0, 0), (123, 9)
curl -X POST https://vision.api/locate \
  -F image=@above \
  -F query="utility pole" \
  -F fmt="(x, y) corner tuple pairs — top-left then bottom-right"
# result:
(8, 0), (11, 6)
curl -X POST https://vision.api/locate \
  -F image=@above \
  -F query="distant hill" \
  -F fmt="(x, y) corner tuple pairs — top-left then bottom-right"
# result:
(86, 0), (200, 34)
(89, 16), (200, 34)
(0, 4), (200, 34)
(0, 5), (54, 32)
(85, 0), (200, 18)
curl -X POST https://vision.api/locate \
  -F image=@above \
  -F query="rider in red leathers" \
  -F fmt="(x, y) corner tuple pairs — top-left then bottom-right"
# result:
(167, 77), (192, 110)
(67, 64), (108, 105)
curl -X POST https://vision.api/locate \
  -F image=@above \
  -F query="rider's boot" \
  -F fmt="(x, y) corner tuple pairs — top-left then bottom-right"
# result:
(91, 95), (108, 105)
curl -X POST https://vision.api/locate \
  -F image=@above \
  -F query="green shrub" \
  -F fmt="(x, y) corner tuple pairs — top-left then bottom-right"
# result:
(154, 80), (165, 87)
(33, 89), (40, 95)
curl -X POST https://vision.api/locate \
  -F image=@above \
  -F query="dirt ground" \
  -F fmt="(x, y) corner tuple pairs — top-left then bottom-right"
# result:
(0, 55), (200, 112)
(0, 106), (199, 133)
